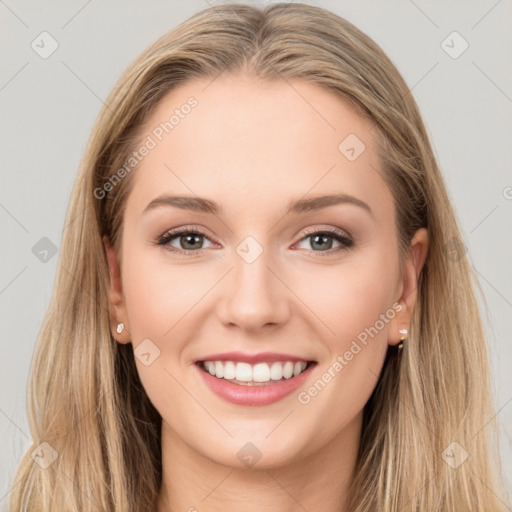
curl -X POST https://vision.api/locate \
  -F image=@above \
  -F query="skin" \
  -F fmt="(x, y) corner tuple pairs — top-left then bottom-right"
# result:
(104, 71), (428, 512)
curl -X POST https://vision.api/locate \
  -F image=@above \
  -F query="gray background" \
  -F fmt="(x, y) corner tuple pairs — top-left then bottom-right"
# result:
(1, 0), (511, 507)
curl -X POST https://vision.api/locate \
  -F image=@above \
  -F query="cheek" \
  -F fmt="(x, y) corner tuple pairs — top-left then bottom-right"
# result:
(119, 248), (209, 411)
(291, 251), (398, 440)
(121, 248), (209, 342)
(293, 247), (399, 349)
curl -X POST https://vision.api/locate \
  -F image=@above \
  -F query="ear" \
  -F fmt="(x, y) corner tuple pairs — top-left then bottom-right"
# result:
(388, 228), (429, 346)
(103, 235), (131, 344)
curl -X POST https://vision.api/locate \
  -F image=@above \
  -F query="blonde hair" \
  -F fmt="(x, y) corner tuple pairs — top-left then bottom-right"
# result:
(9, 3), (508, 511)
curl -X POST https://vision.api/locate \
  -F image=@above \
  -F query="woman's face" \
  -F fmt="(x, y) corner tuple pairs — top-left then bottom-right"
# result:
(106, 71), (427, 468)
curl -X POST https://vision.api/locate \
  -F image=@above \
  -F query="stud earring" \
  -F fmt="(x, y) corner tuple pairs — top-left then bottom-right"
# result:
(116, 323), (124, 334)
(398, 328), (407, 350)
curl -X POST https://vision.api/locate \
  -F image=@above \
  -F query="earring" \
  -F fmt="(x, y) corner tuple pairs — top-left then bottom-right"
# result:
(398, 328), (407, 350)
(116, 323), (124, 334)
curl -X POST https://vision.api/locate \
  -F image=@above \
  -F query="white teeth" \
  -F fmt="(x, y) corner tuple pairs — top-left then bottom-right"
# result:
(252, 363), (270, 382)
(269, 362), (283, 380)
(235, 362), (252, 382)
(223, 361), (236, 380)
(205, 361), (215, 375)
(201, 360), (309, 383)
(214, 361), (224, 378)
(283, 361), (294, 379)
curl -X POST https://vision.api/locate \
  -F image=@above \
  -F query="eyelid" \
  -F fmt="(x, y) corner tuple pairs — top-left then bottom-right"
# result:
(298, 225), (352, 243)
(158, 224), (216, 241)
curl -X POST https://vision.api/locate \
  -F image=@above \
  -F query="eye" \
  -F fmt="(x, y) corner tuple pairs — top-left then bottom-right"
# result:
(155, 226), (353, 257)
(156, 226), (216, 256)
(294, 228), (353, 255)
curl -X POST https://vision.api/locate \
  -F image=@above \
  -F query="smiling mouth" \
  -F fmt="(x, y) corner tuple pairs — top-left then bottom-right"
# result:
(196, 360), (317, 386)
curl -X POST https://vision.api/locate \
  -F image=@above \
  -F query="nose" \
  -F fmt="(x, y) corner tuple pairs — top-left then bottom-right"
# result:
(216, 247), (291, 332)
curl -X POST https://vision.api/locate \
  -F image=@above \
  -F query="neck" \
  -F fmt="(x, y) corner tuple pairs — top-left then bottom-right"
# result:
(157, 412), (362, 512)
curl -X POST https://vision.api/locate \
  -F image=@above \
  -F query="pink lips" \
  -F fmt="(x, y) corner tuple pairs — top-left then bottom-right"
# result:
(194, 354), (317, 406)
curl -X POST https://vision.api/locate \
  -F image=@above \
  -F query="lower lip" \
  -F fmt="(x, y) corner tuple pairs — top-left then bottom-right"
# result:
(195, 362), (316, 406)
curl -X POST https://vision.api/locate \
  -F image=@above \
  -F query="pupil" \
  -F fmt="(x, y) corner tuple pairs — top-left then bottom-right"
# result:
(312, 234), (332, 251)
(182, 234), (201, 249)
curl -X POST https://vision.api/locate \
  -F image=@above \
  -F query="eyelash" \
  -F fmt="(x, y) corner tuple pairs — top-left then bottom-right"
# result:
(155, 225), (353, 258)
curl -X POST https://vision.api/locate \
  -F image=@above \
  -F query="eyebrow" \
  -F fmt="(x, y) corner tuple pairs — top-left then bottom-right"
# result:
(143, 193), (373, 218)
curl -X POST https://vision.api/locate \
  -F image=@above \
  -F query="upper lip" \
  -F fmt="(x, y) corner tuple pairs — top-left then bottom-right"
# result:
(194, 351), (316, 364)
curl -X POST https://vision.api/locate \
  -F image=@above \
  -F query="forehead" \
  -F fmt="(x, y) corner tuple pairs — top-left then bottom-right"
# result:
(126, 72), (392, 222)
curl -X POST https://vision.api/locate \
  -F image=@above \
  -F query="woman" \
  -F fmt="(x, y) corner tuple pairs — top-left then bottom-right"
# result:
(9, 2), (508, 511)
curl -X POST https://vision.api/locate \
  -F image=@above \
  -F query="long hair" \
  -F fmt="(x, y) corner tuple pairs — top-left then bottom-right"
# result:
(9, 3), (508, 510)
